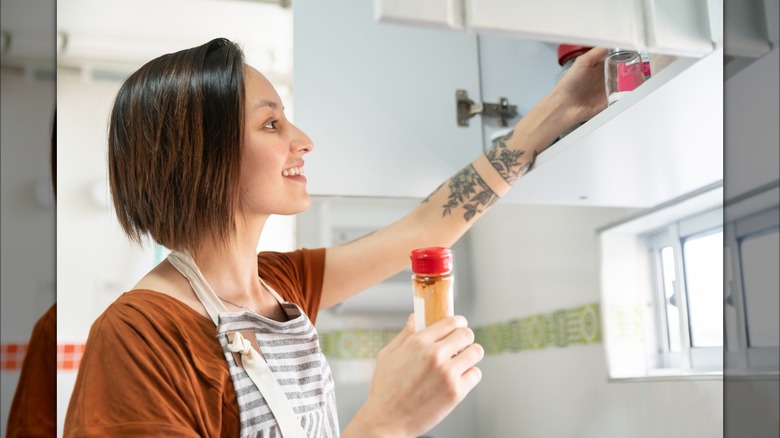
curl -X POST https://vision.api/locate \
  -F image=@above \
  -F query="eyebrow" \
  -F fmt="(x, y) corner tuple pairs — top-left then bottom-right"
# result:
(252, 99), (282, 112)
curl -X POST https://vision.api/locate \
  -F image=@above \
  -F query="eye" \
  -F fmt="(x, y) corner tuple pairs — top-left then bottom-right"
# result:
(263, 120), (278, 130)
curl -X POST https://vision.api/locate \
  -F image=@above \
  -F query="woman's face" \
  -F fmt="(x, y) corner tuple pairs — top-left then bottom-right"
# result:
(239, 66), (314, 218)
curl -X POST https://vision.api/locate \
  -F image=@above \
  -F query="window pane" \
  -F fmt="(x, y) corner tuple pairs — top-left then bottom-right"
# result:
(661, 246), (681, 352)
(684, 231), (724, 347)
(741, 230), (780, 347)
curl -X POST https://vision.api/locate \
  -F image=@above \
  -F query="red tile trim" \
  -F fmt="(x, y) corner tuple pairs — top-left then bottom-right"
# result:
(0, 343), (86, 370)
(56, 343), (86, 370)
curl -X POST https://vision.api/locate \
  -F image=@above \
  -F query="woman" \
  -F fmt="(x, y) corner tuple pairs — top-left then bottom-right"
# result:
(64, 38), (607, 437)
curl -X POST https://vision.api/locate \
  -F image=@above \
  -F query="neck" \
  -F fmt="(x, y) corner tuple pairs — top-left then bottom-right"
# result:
(187, 215), (268, 302)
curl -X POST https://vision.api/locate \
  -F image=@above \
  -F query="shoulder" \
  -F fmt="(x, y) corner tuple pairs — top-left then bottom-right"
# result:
(256, 248), (326, 288)
(79, 290), (226, 387)
(256, 248), (326, 274)
(66, 292), (233, 436)
(100, 290), (203, 324)
(87, 291), (216, 353)
(256, 248), (326, 321)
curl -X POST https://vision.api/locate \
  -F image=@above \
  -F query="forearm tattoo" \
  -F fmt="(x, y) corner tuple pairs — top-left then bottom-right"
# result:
(438, 164), (498, 222)
(485, 129), (536, 184)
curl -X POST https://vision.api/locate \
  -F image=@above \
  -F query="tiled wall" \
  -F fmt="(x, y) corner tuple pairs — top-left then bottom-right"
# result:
(475, 302), (600, 354)
(320, 302), (601, 358)
(0, 343), (85, 371)
(57, 344), (86, 370)
(1, 302), (599, 370)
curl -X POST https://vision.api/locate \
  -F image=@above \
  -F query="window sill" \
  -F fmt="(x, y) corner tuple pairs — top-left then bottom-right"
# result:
(608, 370), (723, 383)
(724, 370), (780, 381)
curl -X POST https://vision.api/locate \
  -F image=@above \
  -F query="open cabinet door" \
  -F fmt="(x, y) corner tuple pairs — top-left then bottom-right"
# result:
(293, 0), (483, 198)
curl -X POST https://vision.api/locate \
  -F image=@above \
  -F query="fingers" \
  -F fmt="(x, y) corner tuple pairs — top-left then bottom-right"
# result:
(460, 365), (483, 393)
(437, 325), (475, 358)
(450, 342), (485, 376)
(382, 313), (415, 352)
(577, 47), (609, 66)
(416, 315), (468, 343)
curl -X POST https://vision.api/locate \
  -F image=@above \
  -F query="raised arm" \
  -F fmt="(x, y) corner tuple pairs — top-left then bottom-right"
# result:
(320, 47), (609, 310)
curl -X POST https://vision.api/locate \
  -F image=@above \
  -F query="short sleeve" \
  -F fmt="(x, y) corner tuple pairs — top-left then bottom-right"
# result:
(63, 294), (237, 437)
(257, 248), (326, 324)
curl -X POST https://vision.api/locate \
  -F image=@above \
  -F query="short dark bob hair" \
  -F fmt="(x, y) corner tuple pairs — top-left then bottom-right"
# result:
(108, 38), (245, 250)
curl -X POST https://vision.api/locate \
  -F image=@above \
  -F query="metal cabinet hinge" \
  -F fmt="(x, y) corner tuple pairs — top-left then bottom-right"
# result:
(456, 89), (518, 127)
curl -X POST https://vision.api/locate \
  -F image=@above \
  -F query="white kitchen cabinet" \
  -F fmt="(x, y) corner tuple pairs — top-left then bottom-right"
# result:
(294, 0), (723, 208)
(378, 0), (718, 57)
(293, 0), (484, 199)
(723, 0), (777, 78)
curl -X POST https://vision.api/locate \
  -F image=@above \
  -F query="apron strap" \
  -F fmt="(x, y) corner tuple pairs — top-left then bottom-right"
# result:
(226, 332), (307, 438)
(167, 249), (224, 325)
(259, 276), (287, 305)
(167, 249), (307, 438)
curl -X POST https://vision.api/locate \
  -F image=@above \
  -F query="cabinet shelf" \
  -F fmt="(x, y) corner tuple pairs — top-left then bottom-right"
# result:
(502, 48), (722, 208)
(296, 0), (722, 208)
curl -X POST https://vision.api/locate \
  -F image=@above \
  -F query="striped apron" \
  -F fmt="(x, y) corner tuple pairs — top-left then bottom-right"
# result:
(168, 250), (340, 438)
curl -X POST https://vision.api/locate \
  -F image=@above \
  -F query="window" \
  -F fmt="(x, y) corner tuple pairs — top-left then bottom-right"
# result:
(599, 184), (724, 380)
(642, 208), (723, 371)
(724, 183), (780, 375)
(600, 181), (779, 380)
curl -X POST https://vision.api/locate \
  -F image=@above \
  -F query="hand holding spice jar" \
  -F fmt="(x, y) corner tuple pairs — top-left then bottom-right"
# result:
(554, 44), (595, 140)
(557, 44), (593, 84)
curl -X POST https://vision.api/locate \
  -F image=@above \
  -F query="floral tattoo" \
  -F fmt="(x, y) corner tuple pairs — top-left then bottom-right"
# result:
(485, 129), (535, 184)
(441, 164), (498, 222)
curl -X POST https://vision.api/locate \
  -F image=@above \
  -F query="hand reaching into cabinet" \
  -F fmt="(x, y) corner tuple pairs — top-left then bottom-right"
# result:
(549, 46), (610, 135)
(320, 47), (612, 310)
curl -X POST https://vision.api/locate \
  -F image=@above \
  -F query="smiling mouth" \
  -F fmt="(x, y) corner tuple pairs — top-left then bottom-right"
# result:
(282, 166), (304, 177)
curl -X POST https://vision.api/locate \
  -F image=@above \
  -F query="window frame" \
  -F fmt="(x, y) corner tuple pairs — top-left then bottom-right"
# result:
(598, 182), (724, 381)
(724, 186), (780, 376)
(642, 207), (724, 372)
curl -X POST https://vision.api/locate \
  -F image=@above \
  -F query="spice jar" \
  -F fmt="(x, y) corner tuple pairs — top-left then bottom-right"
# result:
(556, 44), (593, 83)
(604, 48), (645, 105)
(410, 247), (454, 331)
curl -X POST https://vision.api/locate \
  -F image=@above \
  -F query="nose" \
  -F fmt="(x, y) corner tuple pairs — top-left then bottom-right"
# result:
(290, 123), (314, 154)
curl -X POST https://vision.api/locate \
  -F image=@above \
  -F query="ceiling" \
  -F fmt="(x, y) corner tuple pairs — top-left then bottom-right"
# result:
(1, 0), (293, 86)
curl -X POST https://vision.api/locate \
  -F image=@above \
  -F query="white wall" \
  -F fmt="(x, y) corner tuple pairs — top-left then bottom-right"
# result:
(56, 74), (154, 342)
(467, 203), (723, 438)
(297, 198), (725, 438)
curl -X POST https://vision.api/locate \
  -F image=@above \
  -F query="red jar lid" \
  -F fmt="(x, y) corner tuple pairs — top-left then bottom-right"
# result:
(410, 247), (452, 274)
(557, 44), (592, 66)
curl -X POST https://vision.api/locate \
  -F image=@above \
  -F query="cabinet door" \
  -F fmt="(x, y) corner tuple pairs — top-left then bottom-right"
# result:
(377, 0), (717, 57)
(293, 0), (483, 198)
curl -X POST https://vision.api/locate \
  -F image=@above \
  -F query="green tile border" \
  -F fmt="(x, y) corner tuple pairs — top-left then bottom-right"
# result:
(319, 328), (400, 359)
(319, 302), (601, 358)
